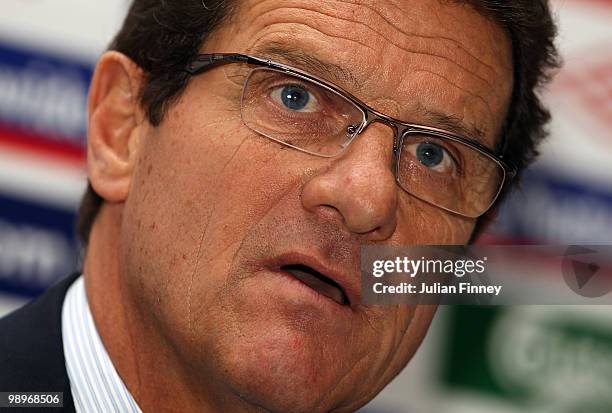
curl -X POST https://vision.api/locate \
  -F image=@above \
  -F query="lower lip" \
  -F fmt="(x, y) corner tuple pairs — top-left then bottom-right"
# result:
(265, 268), (350, 314)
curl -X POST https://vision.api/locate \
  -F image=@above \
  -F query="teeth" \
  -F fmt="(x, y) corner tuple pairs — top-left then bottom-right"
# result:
(281, 265), (348, 305)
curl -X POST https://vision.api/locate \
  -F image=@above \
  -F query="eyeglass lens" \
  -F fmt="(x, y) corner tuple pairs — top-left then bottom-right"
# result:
(397, 132), (504, 217)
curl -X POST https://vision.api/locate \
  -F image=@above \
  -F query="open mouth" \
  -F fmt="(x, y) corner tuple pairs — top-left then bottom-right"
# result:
(280, 264), (349, 306)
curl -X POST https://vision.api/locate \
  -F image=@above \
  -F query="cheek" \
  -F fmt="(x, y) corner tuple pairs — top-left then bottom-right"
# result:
(395, 195), (475, 244)
(117, 114), (264, 316)
(120, 110), (304, 309)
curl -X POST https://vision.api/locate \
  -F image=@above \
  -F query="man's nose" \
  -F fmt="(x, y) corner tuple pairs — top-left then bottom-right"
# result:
(301, 122), (398, 240)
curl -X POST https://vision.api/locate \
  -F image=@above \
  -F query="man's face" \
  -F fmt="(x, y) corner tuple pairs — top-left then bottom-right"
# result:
(118, 0), (512, 411)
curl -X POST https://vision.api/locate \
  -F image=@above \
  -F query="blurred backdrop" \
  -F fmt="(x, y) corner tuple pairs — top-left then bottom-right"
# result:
(0, 1), (611, 412)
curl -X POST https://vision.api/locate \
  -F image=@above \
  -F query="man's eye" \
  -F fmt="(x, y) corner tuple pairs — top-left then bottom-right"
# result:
(270, 84), (320, 113)
(407, 141), (456, 173)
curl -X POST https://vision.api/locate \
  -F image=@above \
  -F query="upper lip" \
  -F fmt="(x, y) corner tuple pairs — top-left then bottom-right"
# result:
(265, 251), (360, 307)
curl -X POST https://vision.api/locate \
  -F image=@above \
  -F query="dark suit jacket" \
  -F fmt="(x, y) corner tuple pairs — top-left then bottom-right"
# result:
(0, 273), (79, 412)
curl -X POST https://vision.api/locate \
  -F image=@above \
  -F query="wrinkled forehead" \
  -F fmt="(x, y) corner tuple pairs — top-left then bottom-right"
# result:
(206, 0), (514, 147)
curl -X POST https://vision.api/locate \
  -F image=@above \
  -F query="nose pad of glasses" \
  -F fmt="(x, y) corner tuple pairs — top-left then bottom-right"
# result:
(341, 124), (360, 149)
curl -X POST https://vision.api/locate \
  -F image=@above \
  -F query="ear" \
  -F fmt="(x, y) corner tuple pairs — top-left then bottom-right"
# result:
(87, 51), (145, 203)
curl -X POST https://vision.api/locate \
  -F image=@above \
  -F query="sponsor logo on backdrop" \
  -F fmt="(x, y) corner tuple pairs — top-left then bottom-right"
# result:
(0, 41), (92, 151)
(0, 42), (88, 295)
(489, 308), (612, 411)
(0, 193), (79, 297)
(491, 169), (612, 244)
(553, 43), (612, 142)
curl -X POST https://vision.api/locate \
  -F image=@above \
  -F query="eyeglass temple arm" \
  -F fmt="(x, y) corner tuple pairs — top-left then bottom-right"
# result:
(184, 53), (268, 75)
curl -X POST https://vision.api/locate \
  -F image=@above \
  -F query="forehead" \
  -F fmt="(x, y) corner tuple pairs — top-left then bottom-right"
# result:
(205, 0), (513, 147)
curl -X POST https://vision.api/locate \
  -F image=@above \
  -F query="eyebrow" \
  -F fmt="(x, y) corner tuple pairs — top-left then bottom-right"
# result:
(418, 109), (489, 147)
(249, 42), (361, 92)
(249, 43), (490, 147)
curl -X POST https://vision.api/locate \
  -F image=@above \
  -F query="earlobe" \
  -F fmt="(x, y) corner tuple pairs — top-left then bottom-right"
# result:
(87, 51), (145, 203)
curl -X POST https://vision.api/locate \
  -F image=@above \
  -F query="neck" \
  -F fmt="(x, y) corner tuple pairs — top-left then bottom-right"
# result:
(84, 204), (269, 413)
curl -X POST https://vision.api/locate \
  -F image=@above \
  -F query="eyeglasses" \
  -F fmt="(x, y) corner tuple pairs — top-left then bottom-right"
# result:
(185, 53), (516, 218)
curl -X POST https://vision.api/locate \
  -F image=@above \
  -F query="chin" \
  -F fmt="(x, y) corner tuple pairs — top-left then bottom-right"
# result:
(212, 322), (362, 413)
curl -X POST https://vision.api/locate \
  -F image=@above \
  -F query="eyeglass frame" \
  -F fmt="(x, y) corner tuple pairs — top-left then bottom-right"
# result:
(184, 53), (518, 218)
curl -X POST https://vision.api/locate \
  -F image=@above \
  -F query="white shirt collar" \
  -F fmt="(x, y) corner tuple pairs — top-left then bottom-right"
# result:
(62, 276), (142, 413)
